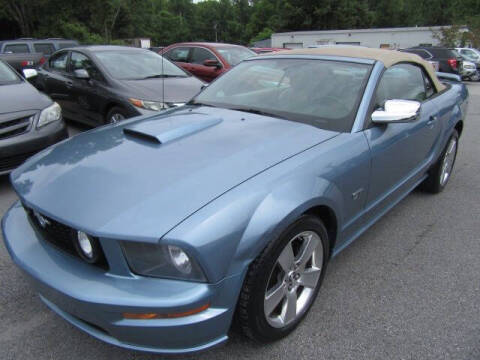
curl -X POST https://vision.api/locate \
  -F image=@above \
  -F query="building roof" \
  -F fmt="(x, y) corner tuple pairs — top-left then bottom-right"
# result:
(270, 46), (446, 91)
(273, 26), (456, 37)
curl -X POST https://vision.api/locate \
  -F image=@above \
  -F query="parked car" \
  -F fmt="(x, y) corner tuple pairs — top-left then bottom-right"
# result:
(401, 47), (461, 74)
(2, 47), (468, 354)
(35, 45), (205, 125)
(0, 52), (45, 73)
(250, 47), (290, 54)
(0, 60), (67, 175)
(455, 47), (480, 68)
(161, 42), (256, 82)
(0, 38), (79, 58)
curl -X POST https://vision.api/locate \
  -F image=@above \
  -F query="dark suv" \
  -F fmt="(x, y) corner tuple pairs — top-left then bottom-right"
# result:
(0, 38), (79, 58)
(401, 47), (461, 74)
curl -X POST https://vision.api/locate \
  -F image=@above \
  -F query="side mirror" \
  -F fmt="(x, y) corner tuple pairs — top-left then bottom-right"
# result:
(371, 99), (421, 124)
(203, 59), (221, 68)
(74, 69), (90, 79)
(23, 68), (38, 79)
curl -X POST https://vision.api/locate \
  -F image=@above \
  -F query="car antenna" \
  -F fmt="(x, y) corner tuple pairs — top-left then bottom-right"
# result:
(162, 49), (165, 110)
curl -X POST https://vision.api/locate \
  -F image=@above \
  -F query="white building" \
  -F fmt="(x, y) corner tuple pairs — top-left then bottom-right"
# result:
(271, 26), (451, 49)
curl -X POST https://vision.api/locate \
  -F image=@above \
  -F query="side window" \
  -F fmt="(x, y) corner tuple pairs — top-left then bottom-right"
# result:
(375, 64), (427, 108)
(423, 72), (435, 98)
(70, 52), (103, 81)
(4, 44), (29, 53)
(164, 47), (190, 62)
(33, 43), (55, 56)
(49, 52), (69, 71)
(191, 47), (217, 65)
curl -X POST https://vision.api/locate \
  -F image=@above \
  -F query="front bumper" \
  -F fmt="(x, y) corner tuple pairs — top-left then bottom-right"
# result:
(2, 202), (243, 354)
(0, 119), (67, 175)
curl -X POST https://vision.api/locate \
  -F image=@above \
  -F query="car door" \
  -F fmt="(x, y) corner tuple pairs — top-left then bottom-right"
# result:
(67, 51), (108, 125)
(363, 63), (442, 220)
(189, 47), (223, 82)
(163, 47), (192, 74)
(40, 51), (72, 114)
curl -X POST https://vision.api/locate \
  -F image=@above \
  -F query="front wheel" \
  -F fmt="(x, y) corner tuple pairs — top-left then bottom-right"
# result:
(106, 106), (129, 124)
(237, 215), (329, 342)
(421, 130), (459, 193)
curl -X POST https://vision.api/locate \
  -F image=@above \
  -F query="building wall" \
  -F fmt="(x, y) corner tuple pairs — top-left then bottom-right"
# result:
(272, 27), (446, 49)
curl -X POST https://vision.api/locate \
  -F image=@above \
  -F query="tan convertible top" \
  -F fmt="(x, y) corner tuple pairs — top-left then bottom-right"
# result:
(269, 46), (446, 92)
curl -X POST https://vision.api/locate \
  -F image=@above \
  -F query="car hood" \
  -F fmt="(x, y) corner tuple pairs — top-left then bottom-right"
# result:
(121, 76), (204, 103)
(11, 107), (339, 241)
(0, 82), (51, 114)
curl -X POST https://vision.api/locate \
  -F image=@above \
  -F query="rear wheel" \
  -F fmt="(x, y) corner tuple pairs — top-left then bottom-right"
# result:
(421, 130), (459, 193)
(237, 215), (329, 342)
(106, 107), (129, 124)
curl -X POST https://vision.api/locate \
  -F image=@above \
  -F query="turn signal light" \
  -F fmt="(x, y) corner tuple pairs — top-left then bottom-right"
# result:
(123, 303), (209, 320)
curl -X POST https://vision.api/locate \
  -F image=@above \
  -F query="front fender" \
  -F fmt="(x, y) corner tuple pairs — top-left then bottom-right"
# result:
(163, 159), (342, 284)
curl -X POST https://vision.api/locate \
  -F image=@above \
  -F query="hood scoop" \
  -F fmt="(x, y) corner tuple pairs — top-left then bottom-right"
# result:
(124, 113), (222, 145)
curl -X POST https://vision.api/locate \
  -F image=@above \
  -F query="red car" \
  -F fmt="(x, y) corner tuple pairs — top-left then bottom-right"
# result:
(161, 42), (256, 82)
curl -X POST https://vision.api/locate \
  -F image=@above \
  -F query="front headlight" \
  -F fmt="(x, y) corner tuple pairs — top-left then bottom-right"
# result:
(128, 98), (169, 111)
(121, 241), (206, 282)
(37, 102), (62, 128)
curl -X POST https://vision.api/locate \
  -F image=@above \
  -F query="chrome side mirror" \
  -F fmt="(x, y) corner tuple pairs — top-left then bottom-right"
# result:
(23, 68), (38, 79)
(74, 69), (90, 79)
(371, 99), (421, 124)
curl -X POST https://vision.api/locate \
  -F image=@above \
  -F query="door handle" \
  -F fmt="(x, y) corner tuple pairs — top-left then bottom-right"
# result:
(427, 116), (438, 127)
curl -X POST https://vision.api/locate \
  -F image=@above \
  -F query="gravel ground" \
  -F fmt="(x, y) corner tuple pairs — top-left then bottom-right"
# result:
(1, 83), (479, 360)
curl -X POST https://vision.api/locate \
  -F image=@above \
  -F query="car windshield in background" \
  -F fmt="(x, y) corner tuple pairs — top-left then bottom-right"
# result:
(193, 58), (371, 132)
(0, 61), (19, 84)
(94, 50), (189, 80)
(216, 47), (256, 66)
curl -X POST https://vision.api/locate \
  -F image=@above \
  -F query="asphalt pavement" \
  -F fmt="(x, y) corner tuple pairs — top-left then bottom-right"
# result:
(1, 84), (479, 360)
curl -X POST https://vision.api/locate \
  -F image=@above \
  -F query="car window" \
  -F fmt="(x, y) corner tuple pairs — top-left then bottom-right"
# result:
(95, 50), (188, 80)
(58, 42), (78, 49)
(460, 49), (479, 61)
(215, 46), (256, 66)
(49, 52), (69, 71)
(0, 61), (20, 84)
(193, 58), (371, 132)
(375, 64), (428, 108)
(165, 47), (190, 62)
(406, 49), (431, 59)
(191, 47), (218, 65)
(33, 43), (55, 55)
(4, 44), (29, 53)
(70, 51), (103, 81)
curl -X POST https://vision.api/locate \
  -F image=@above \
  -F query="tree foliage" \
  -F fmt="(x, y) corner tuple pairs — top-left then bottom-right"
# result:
(0, 0), (478, 45)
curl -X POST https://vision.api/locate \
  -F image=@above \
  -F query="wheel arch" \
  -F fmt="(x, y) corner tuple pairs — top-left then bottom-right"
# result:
(303, 205), (338, 258)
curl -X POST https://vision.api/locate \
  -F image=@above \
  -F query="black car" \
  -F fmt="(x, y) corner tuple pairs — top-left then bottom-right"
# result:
(35, 46), (205, 126)
(0, 60), (67, 175)
(401, 47), (461, 74)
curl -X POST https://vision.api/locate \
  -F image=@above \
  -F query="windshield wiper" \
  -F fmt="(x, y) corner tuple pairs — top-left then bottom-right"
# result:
(141, 74), (186, 79)
(227, 107), (286, 119)
(187, 101), (216, 107)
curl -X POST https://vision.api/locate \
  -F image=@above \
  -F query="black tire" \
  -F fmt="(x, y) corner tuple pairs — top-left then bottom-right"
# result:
(105, 106), (129, 124)
(421, 130), (459, 193)
(237, 215), (330, 343)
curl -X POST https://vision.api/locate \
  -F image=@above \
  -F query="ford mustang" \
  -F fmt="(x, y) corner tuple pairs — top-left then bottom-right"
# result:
(2, 47), (468, 354)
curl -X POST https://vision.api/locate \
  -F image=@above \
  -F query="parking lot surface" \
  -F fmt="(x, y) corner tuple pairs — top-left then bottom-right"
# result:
(1, 84), (479, 360)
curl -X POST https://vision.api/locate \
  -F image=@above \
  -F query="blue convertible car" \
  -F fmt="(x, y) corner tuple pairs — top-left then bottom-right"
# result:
(2, 47), (468, 354)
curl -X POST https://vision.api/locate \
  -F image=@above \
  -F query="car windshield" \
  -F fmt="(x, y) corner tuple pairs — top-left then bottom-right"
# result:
(192, 58), (372, 132)
(95, 50), (189, 80)
(0, 61), (19, 84)
(216, 47), (256, 66)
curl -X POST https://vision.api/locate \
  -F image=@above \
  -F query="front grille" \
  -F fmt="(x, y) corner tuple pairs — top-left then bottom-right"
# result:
(0, 151), (37, 172)
(24, 206), (108, 269)
(0, 115), (32, 140)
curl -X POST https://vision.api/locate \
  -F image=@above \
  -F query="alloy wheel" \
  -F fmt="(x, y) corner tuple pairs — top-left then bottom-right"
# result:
(264, 230), (324, 328)
(440, 137), (457, 186)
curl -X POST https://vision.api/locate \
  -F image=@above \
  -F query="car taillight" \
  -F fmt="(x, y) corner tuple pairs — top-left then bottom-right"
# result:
(39, 57), (46, 65)
(447, 58), (457, 69)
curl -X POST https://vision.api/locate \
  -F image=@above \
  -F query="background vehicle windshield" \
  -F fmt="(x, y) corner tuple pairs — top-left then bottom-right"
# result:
(0, 61), (19, 84)
(95, 50), (189, 80)
(216, 47), (256, 66)
(193, 58), (371, 132)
